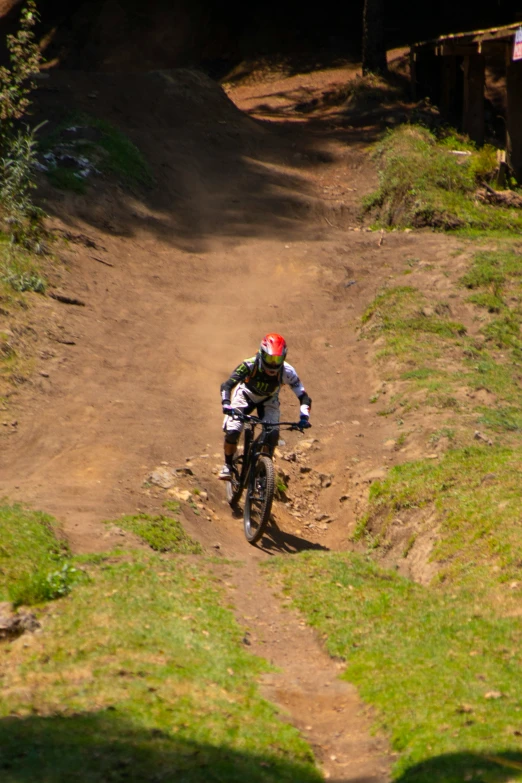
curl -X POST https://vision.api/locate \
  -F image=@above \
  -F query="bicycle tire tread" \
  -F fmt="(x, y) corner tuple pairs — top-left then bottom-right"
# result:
(244, 455), (274, 544)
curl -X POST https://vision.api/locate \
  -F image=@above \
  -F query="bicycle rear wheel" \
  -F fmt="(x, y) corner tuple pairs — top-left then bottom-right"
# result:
(226, 451), (243, 507)
(243, 455), (274, 544)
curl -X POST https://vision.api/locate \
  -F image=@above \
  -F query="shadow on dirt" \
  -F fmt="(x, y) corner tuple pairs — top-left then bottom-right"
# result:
(218, 49), (358, 85)
(259, 519), (330, 554)
(227, 510), (328, 554)
(246, 69), (436, 145)
(34, 69), (354, 254)
(32, 60), (437, 256)
(394, 751), (522, 783)
(0, 710), (324, 782)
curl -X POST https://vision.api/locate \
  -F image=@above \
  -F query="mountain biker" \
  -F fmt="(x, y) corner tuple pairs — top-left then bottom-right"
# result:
(219, 333), (312, 480)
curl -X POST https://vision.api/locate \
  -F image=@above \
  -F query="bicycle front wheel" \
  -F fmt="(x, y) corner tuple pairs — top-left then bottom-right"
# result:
(243, 455), (274, 544)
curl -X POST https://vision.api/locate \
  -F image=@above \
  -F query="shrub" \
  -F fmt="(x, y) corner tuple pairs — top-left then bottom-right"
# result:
(365, 125), (522, 232)
(0, 1), (44, 246)
(10, 563), (82, 607)
(0, 251), (46, 292)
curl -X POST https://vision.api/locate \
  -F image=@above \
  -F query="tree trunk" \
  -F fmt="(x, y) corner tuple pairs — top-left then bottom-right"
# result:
(362, 0), (387, 76)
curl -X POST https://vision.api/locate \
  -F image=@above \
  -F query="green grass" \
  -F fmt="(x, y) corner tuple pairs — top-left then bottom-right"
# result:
(362, 286), (466, 342)
(477, 406), (522, 432)
(87, 115), (154, 188)
(46, 165), (87, 193)
(0, 503), (72, 606)
(362, 280), (522, 439)
(275, 475), (288, 494)
(361, 286), (468, 384)
(401, 366), (440, 381)
(42, 113), (154, 192)
(269, 551), (522, 782)
(0, 550), (321, 782)
(364, 125), (522, 233)
(461, 249), (522, 372)
(107, 513), (202, 554)
(0, 244), (46, 294)
(461, 250), (522, 293)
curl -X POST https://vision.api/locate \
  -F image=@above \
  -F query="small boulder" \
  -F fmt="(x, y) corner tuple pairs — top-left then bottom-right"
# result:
(149, 467), (176, 489)
(0, 604), (40, 641)
(167, 488), (192, 502)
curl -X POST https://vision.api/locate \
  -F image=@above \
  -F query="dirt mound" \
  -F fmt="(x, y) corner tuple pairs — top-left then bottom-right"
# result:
(34, 67), (359, 254)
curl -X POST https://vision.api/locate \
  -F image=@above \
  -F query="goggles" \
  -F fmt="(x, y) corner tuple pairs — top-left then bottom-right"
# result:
(262, 352), (284, 367)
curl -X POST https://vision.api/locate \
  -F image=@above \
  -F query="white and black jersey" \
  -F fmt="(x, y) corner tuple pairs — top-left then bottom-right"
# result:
(221, 355), (311, 411)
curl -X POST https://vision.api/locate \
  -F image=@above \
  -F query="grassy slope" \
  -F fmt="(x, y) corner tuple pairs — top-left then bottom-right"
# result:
(356, 246), (522, 578)
(269, 552), (522, 783)
(106, 511), (203, 554)
(266, 238), (522, 781)
(360, 446), (522, 589)
(0, 505), (321, 782)
(365, 125), (522, 233)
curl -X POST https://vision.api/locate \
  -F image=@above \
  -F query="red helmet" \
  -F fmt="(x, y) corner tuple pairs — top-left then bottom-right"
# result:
(259, 333), (287, 375)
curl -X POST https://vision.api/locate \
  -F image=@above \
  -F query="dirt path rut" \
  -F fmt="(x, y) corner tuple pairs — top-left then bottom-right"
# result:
(217, 559), (390, 782)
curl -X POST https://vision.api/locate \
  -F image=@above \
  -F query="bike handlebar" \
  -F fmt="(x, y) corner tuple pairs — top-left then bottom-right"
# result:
(226, 409), (311, 431)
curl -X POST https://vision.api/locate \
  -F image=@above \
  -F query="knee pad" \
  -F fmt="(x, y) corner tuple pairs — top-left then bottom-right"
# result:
(225, 430), (240, 445)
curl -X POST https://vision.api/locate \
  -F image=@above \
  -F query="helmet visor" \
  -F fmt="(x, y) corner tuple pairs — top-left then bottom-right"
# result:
(263, 353), (284, 368)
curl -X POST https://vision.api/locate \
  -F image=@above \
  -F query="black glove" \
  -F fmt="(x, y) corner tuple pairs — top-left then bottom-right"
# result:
(222, 400), (233, 414)
(299, 415), (311, 429)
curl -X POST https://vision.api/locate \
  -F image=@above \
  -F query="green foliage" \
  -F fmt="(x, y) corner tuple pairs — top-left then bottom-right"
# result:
(10, 562), (83, 607)
(0, 126), (44, 245)
(162, 499), (181, 513)
(270, 551), (522, 782)
(0, 2), (44, 247)
(401, 366), (438, 380)
(438, 128), (473, 151)
(468, 144), (498, 181)
(0, 1), (41, 130)
(361, 285), (418, 324)
(46, 164), (87, 193)
(461, 250), (522, 359)
(1, 250), (46, 292)
(364, 125), (522, 232)
(0, 503), (73, 605)
(468, 291), (504, 312)
(483, 313), (522, 351)
(0, 551), (321, 782)
(91, 116), (154, 187)
(108, 513), (202, 554)
(276, 475), (288, 494)
(42, 113), (154, 191)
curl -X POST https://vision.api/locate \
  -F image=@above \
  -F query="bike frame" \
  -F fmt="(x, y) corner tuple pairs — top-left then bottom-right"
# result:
(230, 411), (305, 494)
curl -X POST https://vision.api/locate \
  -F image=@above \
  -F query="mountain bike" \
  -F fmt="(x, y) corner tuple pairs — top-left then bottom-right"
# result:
(225, 410), (310, 544)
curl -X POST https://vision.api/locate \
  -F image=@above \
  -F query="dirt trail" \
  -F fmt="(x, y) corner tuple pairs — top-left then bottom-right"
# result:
(214, 558), (390, 782)
(0, 62), (457, 781)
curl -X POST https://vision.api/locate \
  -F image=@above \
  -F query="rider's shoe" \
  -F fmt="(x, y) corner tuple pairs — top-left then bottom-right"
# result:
(218, 464), (232, 481)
